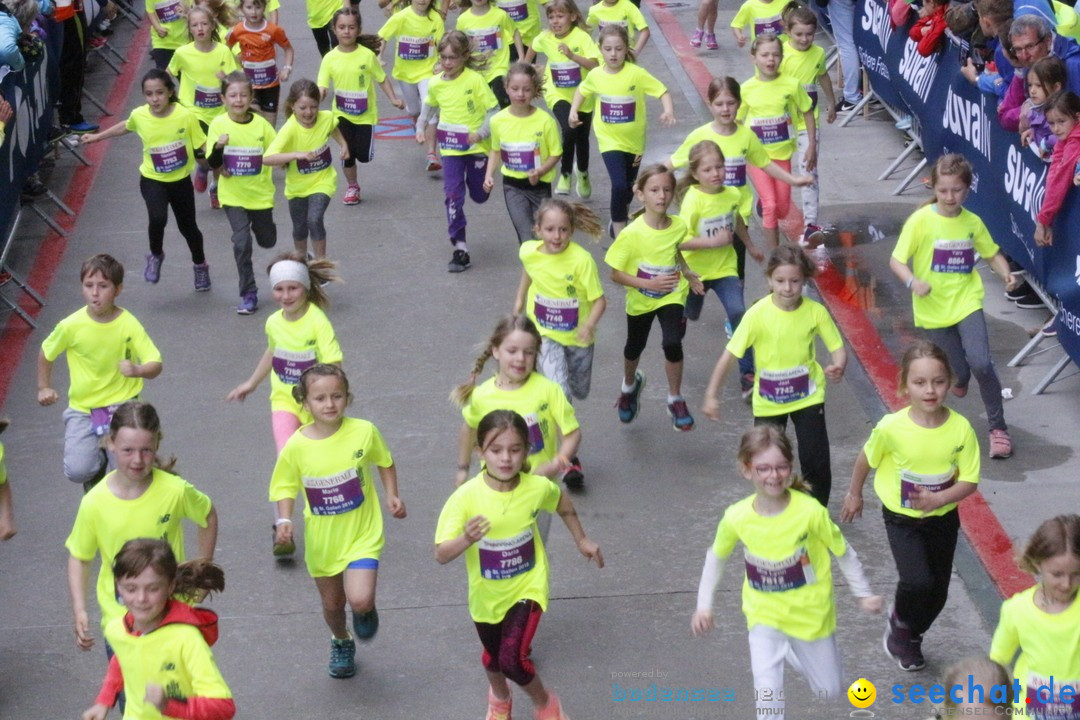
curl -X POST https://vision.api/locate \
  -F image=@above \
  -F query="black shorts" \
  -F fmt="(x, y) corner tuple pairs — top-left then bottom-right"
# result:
(337, 120), (374, 167)
(253, 85), (280, 113)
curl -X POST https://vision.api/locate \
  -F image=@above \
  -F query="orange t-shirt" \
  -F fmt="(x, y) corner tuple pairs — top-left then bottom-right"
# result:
(227, 21), (291, 88)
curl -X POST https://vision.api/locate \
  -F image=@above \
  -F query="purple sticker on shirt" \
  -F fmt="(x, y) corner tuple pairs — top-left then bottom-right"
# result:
(89, 404), (122, 437)
(754, 16), (784, 36)
(272, 348), (316, 384)
(899, 469), (957, 509)
(725, 158), (747, 187)
(478, 529), (536, 580)
(757, 367), (810, 404)
(550, 62), (582, 89)
(295, 145), (332, 174)
(500, 0), (529, 21)
(223, 146), (263, 176)
(470, 28), (500, 53)
(193, 85), (223, 109)
(397, 36), (431, 60)
(636, 263), (675, 299)
(243, 59), (277, 87)
(524, 412), (544, 454)
(149, 141), (188, 174)
(750, 116), (790, 144)
(335, 91), (369, 116)
(154, 0), (182, 23)
(931, 241), (975, 274)
(437, 124), (471, 151)
(303, 469), (365, 516)
(1025, 676), (1080, 720)
(500, 142), (539, 173)
(600, 95), (635, 124)
(805, 85), (818, 112)
(534, 294), (579, 332)
(744, 548), (815, 592)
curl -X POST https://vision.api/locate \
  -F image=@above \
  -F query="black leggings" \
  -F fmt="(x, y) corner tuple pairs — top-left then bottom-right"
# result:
(489, 75), (510, 109)
(625, 304), (684, 363)
(474, 600), (542, 686)
(883, 507), (959, 637)
(138, 175), (205, 264)
(754, 403), (831, 506)
(551, 100), (591, 176)
(311, 20), (338, 57)
(601, 150), (640, 223)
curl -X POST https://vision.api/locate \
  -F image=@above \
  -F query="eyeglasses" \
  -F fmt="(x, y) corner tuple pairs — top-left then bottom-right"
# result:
(1011, 36), (1047, 55)
(753, 464), (791, 476)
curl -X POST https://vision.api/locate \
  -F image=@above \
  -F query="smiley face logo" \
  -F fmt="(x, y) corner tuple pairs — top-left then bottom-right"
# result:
(848, 678), (876, 709)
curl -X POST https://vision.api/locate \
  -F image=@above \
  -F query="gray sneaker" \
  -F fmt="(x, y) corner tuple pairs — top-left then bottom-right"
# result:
(193, 263), (211, 292)
(144, 253), (164, 284)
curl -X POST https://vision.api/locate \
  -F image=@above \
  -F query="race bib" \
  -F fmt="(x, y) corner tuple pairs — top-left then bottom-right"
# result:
(549, 61), (582, 88)
(193, 84), (222, 109)
(804, 84), (818, 112)
(478, 529), (536, 580)
(243, 59), (277, 87)
(302, 468), (364, 516)
(744, 547), (816, 592)
(271, 347), (316, 384)
(597, 19), (628, 33)
(753, 15), (784, 36)
(1025, 675), (1080, 720)
(749, 114), (790, 144)
(636, 263), (676, 299)
(154, 0), (183, 23)
(725, 157), (747, 186)
(534, 294), (579, 332)
(149, 140), (188, 174)
(931, 238), (976, 274)
(524, 412), (544, 454)
(295, 144), (332, 174)
(499, 0), (528, 21)
(397, 35), (432, 60)
(758, 366), (812, 404)
(500, 141), (539, 172)
(335, 90), (369, 116)
(437, 122), (472, 151)
(467, 27), (500, 54)
(899, 468), (957, 509)
(699, 212), (734, 240)
(223, 146), (263, 176)
(600, 94), (635, 124)
(90, 403), (123, 437)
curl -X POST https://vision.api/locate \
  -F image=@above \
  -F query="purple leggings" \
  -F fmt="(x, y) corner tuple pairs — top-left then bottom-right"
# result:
(442, 153), (491, 245)
(474, 599), (542, 686)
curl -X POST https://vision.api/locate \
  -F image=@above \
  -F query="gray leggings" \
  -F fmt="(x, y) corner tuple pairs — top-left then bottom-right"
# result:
(925, 309), (1006, 431)
(287, 193), (331, 244)
(224, 206), (277, 296)
(503, 179), (551, 244)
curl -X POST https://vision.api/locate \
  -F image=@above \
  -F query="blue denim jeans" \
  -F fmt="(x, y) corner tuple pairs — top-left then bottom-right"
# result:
(684, 276), (754, 376)
(828, 0), (863, 104)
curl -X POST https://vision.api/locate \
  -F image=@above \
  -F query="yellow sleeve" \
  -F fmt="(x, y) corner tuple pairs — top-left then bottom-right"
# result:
(989, 597), (1020, 666)
(863, 418), (889, 469)
(549, 381), (580, 435)
(710, 510), (739, 558)
(892, 211), (922, 264)
(434, 485), (468, 544)
(367, 424), (394, 468)
(179, 480), (213, 527)
(268, 441), (302, 502)
(65, 498), (100, 561)
(41, 318), (71, 363)
(126, 314), (163, 365)
(814, 303), (844, 353)
(179, 630), (233, 699)
(539, 477), (561, 513)
(314, 313), (343, 364)
(956, 418), (981, 484)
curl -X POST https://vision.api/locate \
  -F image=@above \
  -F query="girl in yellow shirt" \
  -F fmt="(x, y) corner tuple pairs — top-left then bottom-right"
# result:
(436, 409), (602, 720)
(456, 0), (523, 107)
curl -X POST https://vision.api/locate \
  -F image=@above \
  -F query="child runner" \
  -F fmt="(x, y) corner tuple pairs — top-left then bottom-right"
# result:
(932, 658), (1013, 717)
(81, 71), (211, 290)
(586, 0), (650, 55)
(147, 0), (189, 70)
(839, 340), (981, 671)
(513, 199), (605, 486)
(81, 540), (234, 720)
(168, 5), (240, 209)
(731, 0), (784, 47)
(38, 254), (163, 491)
(456, 0), (522, 108)
(669, 76), (811, 279)
(689, 0), (719, 50)
(604, 164), (704, 430)
(416, 31), (499, 273)
(990, 514), (1080, 719)
(676, 140), (758, 396)
(692, 426), (882, 720)
(376, 0), (444, 171)
(889, 153), (1021, 458)
(1019, 57), (1065, 161)
(0, 421), (15, 540)
(570, 25), (675, 239)
(739, 33), (814, 250)
(195, 0), (238, 41)
(318, 8), (405, 205)
(306, 0), (342, 56)
(497, 0), (543, 60)
(452, 314), (582, 492)
(435, 409), (603, 720)
(227, 0), (294, 126)
(1035, 91), (1080, 249)
(270, 364), (406, 679)
(66, 402), (218, 654)
(703, 245), (846, 506)
(525, 0), (600, 199)
(226, 253), (341, 556)
(484, 62), (563, 244)
(264, 79), (349, 260)
(779, 5), (836, 245)
(206, 71), (278, 316)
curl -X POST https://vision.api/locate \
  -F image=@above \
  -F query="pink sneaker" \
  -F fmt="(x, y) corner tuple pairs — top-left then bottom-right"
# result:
(486, 689), (512, 720)
(193, 164), (208, 193)
(706, 32), (719, 49)
(690, 29), (703, 47)
(988, 429), (1013, 459)
(343, 185), (361, 205)
(534, 693), (570, 720)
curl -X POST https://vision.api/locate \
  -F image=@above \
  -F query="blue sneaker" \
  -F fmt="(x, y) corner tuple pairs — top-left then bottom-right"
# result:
(615, 371), (645, 423)
(144, 253), (164, 284)
(352, 608), (379, 641)
(329, 636), (356, 678)
(236, 292), (258, 315)
(667, 397), (695, 431)
(66, 120), (99, 133)
(193, 262), (211, 292)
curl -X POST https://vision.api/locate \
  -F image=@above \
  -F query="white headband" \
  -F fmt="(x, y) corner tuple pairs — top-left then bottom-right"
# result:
(269, 260), (310, 289)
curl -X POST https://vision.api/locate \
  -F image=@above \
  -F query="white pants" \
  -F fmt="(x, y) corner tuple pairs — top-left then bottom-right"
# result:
(398, 77), (431, 119)
(748, 624), (842, 718)
(796, 129), (820, 225)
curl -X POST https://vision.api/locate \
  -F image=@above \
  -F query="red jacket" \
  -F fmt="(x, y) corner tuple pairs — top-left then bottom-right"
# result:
(909, 4), (947, 57)
(95, 601), (235, 720)
(1037, 122), (1080, 226)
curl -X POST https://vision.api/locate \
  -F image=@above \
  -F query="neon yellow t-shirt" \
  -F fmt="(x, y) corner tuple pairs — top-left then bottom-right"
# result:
(489, 107), (562, 182)
(496, 0), (546, 44)
(891, 205), (1000, 330)
(780, 41), (827, 128)
(104, 611), (232, 720)
(864, 407), (980, 517)
(435, 472), (561, 623)
(269, 417), (393, 577)
(377, 7), (444, 84)
(577, 63), (667, 155)
(731, 0), (786, 42)
(671, 122), (771, 222)
(65, 469), (213, 631)
(425, 68), (499, 156)
(586, 0), (648, 44)
(456, 6), (517, 81)
(206, 112), (276, 210)
(531, 27), (600, 111)
(727, 295), (843, 416)
(461, 373), (580, 470)
(146, 0), (189, 50)
(990, 587), (1080, 718)
(264, 303), (343, 415)
(265, 110), (339, 199)
(124, 104), (207, 182)
(604, 215), (690, 315)
(678, 185), (742, 281)
(317, 45), (387, 126)
(711, 490), (848, 641)
(305, 0), (339, 29)
(519, 240), (604, 348)
(42, 308), (162, 414)
(167, 42), (241, 126)
(736, 74), (811, 161)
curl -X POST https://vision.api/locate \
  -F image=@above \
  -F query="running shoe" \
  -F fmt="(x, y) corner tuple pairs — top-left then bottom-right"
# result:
(193, 164), (209, 193)
(486, 688), (512, 720)
(1005, 282), (1032, 301)
(836, 98), (860, 112)
(667, 397), (695, 431)
(328, 636), (356, 678)
(426, 152), (442, 172)
(448, 249), (471, 273)
(705, 32), (719, 49)
(555, 172), (571, 195)
(562, 456), (584, 489)
(144, 253), (164, 284)
(237, 292), (258, 315)
(615, 371), (646, 423)
(209, 185), (220, 209)
(883, 609), (925, 671)
(740, 373), (755, 403)
(352, 608), (379, 641)
(800, 223), (825, 248)
(535, 693), (571, 720)
(193, 262), (211, 292)
(1015, 291), (1045, 309)
(343, 184), (361, 205)
(65, 120), (99, 133)
(690, 29), (703, 47)
(989, 429), (1013, 459)
(575, 171), (591, 199)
